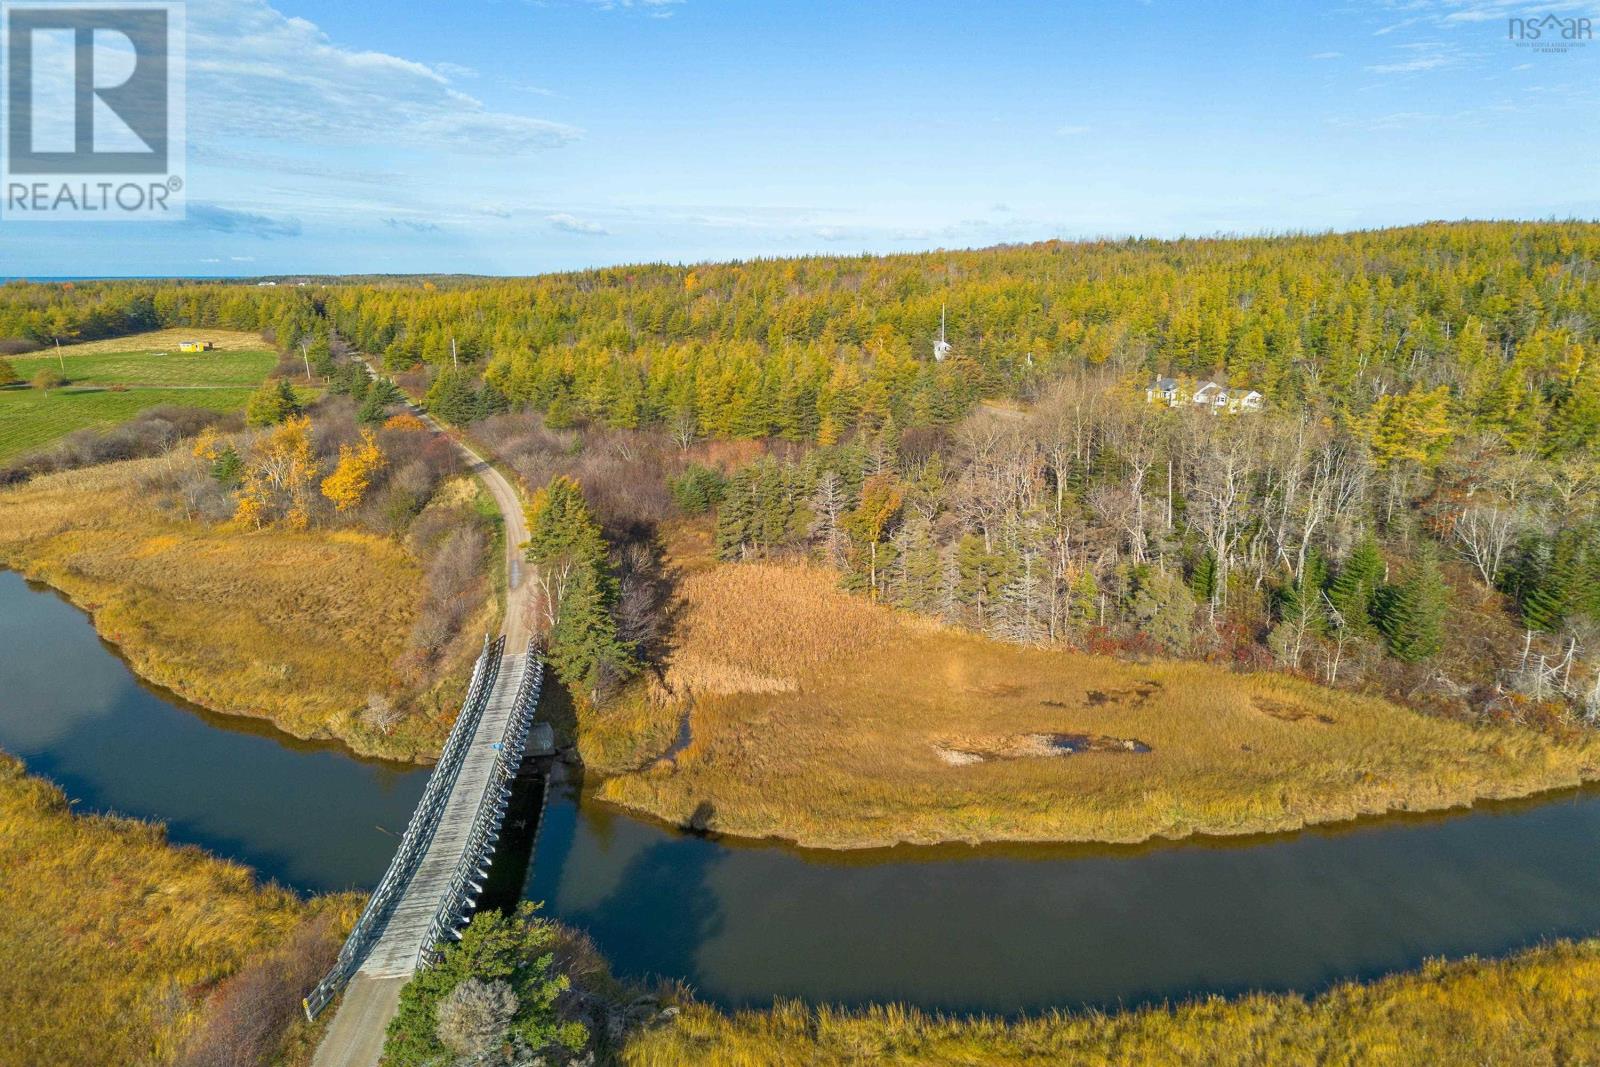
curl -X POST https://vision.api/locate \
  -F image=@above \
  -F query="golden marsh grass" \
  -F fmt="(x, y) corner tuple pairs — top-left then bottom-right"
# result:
(597, 561), (1600, 848)
(624, 939), (1600, 1066)
(0, 753), (353, 1066)
(0, 459), (443, 760)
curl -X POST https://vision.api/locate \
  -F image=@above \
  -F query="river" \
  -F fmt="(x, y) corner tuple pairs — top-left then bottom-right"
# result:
(3, 569), (1598, 1014)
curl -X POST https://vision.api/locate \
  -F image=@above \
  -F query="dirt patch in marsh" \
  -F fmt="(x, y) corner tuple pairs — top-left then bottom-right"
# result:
(1256, 697), (1337, 725)
(934, 732), (1151, 766)
(1082, 680), (1164, 708)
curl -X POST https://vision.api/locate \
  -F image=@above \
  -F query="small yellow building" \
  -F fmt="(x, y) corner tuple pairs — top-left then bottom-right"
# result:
(177, 340), (215, 352)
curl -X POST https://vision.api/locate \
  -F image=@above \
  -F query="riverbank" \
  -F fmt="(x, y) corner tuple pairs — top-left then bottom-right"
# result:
(593, 557), (1600, 849)
(622, 937), (1600, 1065)
(0, 458), (445, 762)
(0, 751), (357, 1066)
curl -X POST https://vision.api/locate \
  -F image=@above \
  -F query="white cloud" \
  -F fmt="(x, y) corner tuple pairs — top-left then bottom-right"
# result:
(1310, 51), (1343, 60)
(1366, 41), (1464, 74)
(1327, 111), (1433, 130)
(186, 0), (580, 155)
(1369, 1), (1593, 30)
(1437, 0), (1593, 23)
(546, 212), (610, 235)
(384, 217), (443, 233)
(1056, 124), (1092, 136)
(569, 0), (684, 15)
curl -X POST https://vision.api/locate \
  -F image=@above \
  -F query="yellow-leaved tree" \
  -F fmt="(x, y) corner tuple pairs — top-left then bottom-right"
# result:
(320, 429), (386, 512)
(234, 415), (319, 529)
(1360, 385), (1454, 469)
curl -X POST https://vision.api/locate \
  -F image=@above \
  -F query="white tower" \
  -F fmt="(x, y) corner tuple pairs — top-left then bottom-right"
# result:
(933, 303), (952, 363)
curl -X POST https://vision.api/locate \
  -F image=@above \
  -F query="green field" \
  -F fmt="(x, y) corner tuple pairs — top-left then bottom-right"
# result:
(11, 346), (275, 388)
(0, 340), (277, 461)
(0, 386), (259, 460)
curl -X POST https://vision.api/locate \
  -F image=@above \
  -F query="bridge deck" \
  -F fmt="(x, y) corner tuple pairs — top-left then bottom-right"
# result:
(358, 651), (529, 979)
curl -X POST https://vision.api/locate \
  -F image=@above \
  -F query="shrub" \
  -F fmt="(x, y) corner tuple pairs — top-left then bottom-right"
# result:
(669, 463), (726, 514)
(384, 903), (588, 1066)
(245, 378), (302, 427)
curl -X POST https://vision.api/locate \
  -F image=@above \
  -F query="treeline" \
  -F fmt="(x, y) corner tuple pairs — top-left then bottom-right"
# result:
(702, 368), (1600, 721)
(4, 222), (1598, 458)
(0, 279), (314, 351)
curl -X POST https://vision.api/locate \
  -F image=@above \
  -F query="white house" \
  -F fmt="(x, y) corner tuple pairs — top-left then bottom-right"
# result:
(1224, 388), (1264, 413)
(1146, 376), (1181, 405)
(1147, 377), (1263, 413)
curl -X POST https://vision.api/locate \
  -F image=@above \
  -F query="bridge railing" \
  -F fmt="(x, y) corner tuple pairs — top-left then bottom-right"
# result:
(302, 634), (506, 1021)
(415, 642), (546, 970)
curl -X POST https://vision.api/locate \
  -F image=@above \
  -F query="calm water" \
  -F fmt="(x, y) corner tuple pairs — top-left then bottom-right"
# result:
(4, 569), (1599, 1014)
(0, 570), (427, 893)
(525, 772), (1600, 1013)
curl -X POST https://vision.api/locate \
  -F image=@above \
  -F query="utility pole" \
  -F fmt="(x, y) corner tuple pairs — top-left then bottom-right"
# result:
(451, 336), (459, 370)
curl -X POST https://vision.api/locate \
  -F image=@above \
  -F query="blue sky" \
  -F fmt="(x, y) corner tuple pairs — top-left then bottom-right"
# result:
(6, 0), (1598, 276)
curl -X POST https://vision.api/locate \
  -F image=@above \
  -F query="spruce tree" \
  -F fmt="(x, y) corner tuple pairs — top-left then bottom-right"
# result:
(1328, 537), (1384, 635)
(1188, 553), (1217, 605)
(547, 564), (631, 703)
(1520, 528), (1584, 633)
(715, 469), (755, 560)
(1378, 548), (1448, 662)
(523, 476), (634, 702)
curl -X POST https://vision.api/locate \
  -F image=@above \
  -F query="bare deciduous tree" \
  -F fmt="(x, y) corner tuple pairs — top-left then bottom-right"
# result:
(1452, 503), (1522, 587)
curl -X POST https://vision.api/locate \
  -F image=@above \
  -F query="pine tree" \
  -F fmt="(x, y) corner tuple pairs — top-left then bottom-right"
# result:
(523, 475), (634, 701)
(715, 469), (755, 560)
(955, 534), (1009, 626)
(1269, 554), (1328, 668)
(1328, 537), (1384, 635)
(1520, 528), (1585, 633)
(546, 564), (631, 703)
(1377, 549), (1448, 662)
(426, 368), (481, 425)
(1188, 553), (1216, 605)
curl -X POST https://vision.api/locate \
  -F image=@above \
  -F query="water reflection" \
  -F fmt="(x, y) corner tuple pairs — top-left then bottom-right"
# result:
(527, 761), (1600, 1015)
(0, 570), (427, 893)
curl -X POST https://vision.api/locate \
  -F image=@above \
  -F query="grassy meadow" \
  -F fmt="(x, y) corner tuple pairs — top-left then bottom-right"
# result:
(0, 458), (447, 760)
(0, 752), (355, 1067)
(0, 385), (259, 460)
(625, 939), (1600, 1066)
(593, 555), (1600, 848)
(0, 328), (274, 460)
